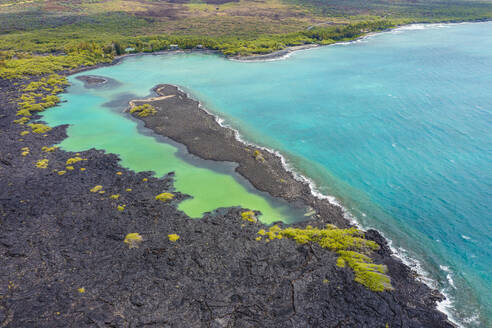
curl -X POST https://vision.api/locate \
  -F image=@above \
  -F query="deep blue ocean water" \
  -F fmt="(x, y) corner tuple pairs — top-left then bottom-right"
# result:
(44, 22), (491, 326)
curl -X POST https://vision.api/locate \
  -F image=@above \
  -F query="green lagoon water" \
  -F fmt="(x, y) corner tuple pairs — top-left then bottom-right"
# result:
(41, 76), (305, 223)
(42, 22), (492, 327)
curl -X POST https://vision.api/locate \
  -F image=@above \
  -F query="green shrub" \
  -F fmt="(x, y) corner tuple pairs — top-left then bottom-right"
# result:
(155, 192), (175, 202)
(90, 185), (103, 193)
(35, 159), (49, 169)
(0, 52), (112, 79)
(21, 146), (30, 156)
(15, 75), (67, 117)
(130, 104), (157, 117)
(241, 210), (257, 222)
(41, 146), (58, 152)
(13, 117), (30, 124)
(253, 150), (265, 162)
(124, 233), (143, 248)
(28, 123), (51, 134)
(168, 234), (180, 242)
(66, 157), (85, 165)
(258, 225), (392, 291)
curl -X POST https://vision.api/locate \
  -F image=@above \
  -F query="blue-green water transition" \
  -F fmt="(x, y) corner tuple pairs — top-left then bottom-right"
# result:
(42, 22), (492, 327)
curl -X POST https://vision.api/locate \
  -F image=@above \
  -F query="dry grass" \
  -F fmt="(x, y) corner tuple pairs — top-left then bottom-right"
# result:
(0, 0), (329, 36)
(81, 0), (154, 14)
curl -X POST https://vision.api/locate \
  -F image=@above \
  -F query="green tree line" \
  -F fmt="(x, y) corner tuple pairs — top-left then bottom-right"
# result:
(1, 20), (396, 79)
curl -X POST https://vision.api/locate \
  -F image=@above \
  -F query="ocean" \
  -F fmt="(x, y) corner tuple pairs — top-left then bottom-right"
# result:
(42, 21), (492, 326)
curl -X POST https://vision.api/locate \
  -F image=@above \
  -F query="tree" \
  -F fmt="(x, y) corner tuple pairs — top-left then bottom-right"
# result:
(113, 41), (123, 55)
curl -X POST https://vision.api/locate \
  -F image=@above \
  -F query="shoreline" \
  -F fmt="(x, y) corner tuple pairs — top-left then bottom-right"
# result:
(172, 85), (353, 219)
(229, 44), (320, 61)
(65, 21), (488, 78)
(123, 82), (456, 325)
(126, 84), (349, 228)
(109, 23), (484, 326)
(59, 21), (486, 326)
(173, 83), (465, 328)
(64, 20), (484, 77)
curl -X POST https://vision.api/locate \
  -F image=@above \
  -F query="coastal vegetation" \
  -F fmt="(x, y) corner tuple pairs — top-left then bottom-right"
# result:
(124, 232), (143, 248)
(156, 192), (175, 202)
(28, 123), (51, 134)
(241, 210), (257, 222)
(1, 20), (398, 79)
(13, 116), (30, 124)
(253, 150), (265, 162)
(21, 147), (29, 156)
(258, 224), (392, 291)
(41, 146), (58, 152)
(35, 158), (49, 169)
(66, 157), (85, 165)
(90, 185), (103, 193)
(130, 104), (158, 117)
(168, 234), (180, 242)
(14, 75), (68, 127)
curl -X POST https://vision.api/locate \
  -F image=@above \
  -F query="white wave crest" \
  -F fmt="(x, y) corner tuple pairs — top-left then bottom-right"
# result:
(440, 265), (456, 289)
(229, 45), (318, 63)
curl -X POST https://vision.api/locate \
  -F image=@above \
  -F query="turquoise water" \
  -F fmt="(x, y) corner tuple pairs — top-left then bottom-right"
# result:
(41, 70), (308, 225)
(42, 22), (491, 326)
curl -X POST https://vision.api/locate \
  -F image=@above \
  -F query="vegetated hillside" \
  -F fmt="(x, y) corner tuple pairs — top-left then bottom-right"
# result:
(0, 0), (323, 37)
(0, 0), (491, 76)
(288, 0), (492, 21)
(0, 0), (491, 38)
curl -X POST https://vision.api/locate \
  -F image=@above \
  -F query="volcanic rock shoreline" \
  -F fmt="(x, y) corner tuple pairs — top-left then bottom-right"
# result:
(128, 84), (349, 228)
(0, 75), (454, 327)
